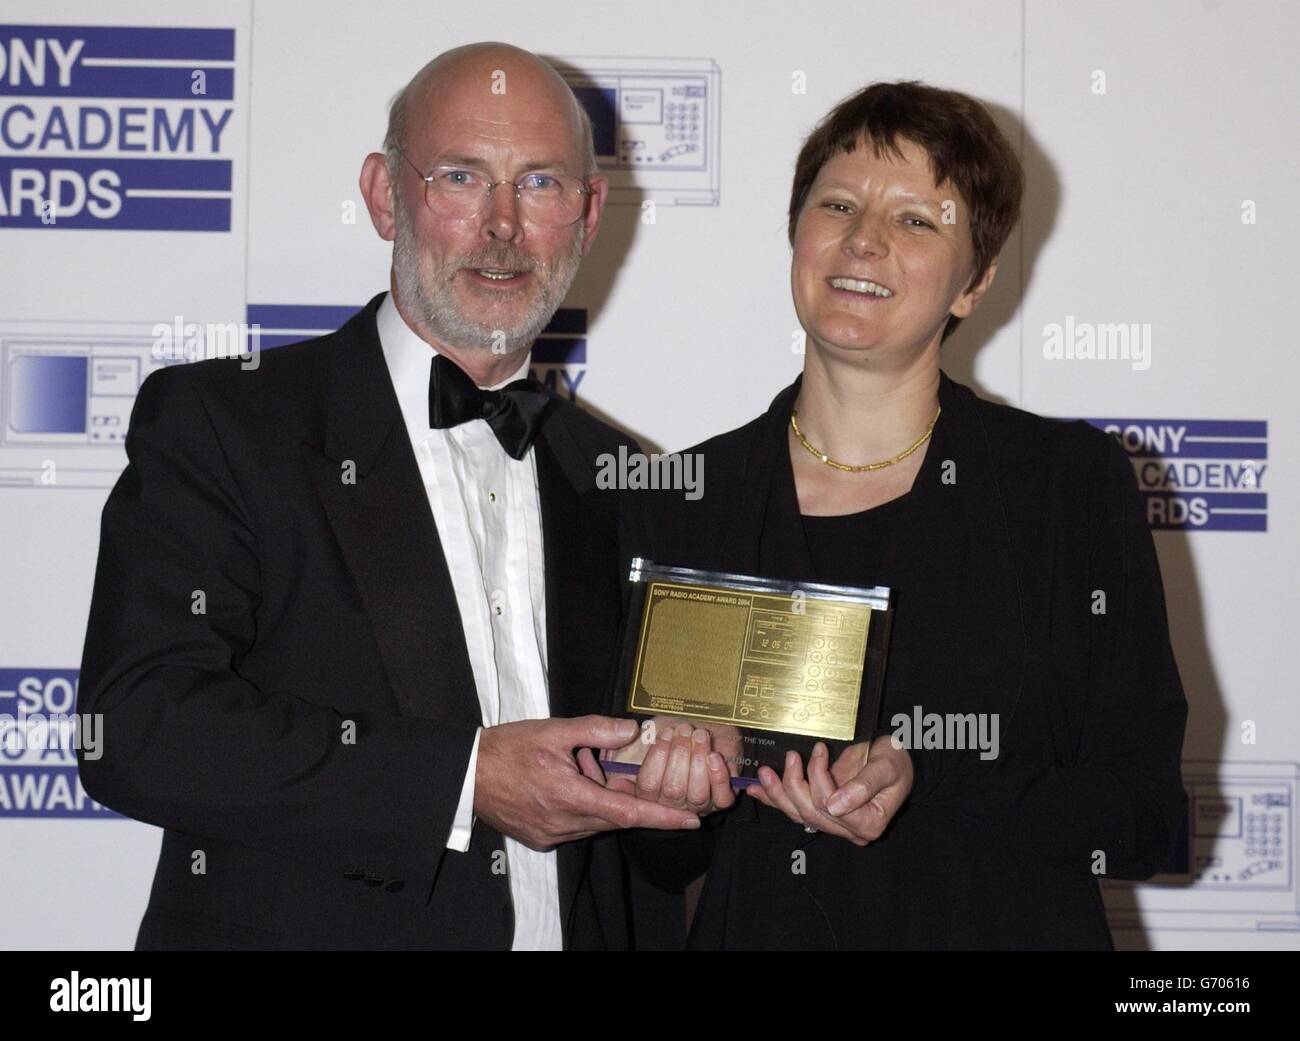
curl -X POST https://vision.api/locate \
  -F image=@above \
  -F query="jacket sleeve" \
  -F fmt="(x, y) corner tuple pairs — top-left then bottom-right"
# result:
(75, 364), (478, 900)
(908, 431), (1188, 881)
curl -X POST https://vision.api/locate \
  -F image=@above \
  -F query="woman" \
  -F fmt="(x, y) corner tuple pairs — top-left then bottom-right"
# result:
(614, 81), (1188, 949)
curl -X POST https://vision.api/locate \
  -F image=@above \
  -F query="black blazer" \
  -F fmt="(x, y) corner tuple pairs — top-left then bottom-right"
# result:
(620, 370), (1189, 949)
(76, 292), (640, 950)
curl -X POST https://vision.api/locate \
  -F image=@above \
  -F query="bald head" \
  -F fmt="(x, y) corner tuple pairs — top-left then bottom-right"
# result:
(360, 41), (610, 384)
(384, 42), (595, 179)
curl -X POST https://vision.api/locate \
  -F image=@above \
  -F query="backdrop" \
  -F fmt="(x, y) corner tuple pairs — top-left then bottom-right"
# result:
(1, 0), (1296, 950)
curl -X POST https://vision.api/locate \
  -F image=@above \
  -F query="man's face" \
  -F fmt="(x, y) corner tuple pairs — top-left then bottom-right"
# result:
(389, 81), (596, 358)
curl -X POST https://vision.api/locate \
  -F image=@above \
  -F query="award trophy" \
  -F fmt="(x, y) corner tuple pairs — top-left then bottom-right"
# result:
(603, 558), (893, 787)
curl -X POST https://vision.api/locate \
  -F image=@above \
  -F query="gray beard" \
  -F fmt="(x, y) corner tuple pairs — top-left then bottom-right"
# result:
(391, 190), (584, 358)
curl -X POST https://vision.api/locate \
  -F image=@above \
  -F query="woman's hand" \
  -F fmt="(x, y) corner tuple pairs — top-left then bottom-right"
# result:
(578, 717), (741, 816)
(746, 734), (913, 846)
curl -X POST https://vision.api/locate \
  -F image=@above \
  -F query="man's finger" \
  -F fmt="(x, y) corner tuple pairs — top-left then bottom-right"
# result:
(562, 714), (643, 750)
(572, 778), (701, 831)
(576, 746), (606, 785)
(604, 774), (639, 796)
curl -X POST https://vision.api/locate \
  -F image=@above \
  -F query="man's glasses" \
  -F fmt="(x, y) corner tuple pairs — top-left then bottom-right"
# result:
(395, 145), (591, 229)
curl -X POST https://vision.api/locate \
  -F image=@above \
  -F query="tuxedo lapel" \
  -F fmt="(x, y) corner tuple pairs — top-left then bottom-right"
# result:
(301, 295), (480, 726)
(533, 406), (621, 944)
(534, 407), (614, 722)
(301, 296), (616, 946)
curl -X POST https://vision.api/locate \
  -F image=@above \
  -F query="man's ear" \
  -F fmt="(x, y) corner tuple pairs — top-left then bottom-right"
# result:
(359, 152), (397, 242)
(951, 257), (999, 319)
(577, 174), (609, 257)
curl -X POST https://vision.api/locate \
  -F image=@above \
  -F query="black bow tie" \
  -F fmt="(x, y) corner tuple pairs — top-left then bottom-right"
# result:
(427, 353), (554, 460)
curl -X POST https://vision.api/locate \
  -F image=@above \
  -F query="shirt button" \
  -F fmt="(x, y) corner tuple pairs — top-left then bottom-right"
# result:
(488, 491), (497, 503)
(494, 605), (503, 615)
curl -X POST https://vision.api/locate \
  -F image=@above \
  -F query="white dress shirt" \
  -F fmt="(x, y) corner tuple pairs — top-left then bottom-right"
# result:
(376, 292), (561, 951)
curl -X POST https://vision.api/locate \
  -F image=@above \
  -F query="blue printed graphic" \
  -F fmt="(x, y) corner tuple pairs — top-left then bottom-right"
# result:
(0, 668), (116, 818)
(1085, 418), (1267, 532)
(0, 25), (237, 230)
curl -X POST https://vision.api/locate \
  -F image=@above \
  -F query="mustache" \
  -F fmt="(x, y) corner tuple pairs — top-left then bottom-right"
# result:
(458, 252), (537, 272)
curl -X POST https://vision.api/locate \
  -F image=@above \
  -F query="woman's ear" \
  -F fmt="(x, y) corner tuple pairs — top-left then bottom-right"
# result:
(951, 258), (999, 319)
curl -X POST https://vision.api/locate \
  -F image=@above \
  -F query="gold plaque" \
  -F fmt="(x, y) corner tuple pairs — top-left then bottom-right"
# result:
(629, 579), (873, 742)
(604, 561), (892, 784)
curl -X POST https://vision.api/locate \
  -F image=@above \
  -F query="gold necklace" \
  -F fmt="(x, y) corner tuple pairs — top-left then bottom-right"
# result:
(790, 404), (940, 473)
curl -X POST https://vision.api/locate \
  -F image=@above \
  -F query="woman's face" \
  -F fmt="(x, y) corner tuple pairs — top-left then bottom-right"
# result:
(791, 136), (995, 360)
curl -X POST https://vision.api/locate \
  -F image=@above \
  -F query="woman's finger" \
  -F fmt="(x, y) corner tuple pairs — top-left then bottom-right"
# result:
(708, 751), (736, 810)
(756, 760), (804, 824)
(807, 742), (839, 812)
(827, 740), (910, 821)
(660, 723), (695, 805)
(686, 729), (713, 810)
(783, 750), (860, 842)
(828, 740), (872, 787)
(711, 726), (744, 778)
(635, 723), (674, 799)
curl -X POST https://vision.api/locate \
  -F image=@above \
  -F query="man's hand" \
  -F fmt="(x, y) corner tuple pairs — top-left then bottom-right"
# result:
(746, 735), (913, 846)
(474, 715), (702, 850)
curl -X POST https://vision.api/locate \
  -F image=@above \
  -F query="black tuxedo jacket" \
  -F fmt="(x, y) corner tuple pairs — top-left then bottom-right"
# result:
(77, 292), (638, 949)
(619, 371), (1188, 949)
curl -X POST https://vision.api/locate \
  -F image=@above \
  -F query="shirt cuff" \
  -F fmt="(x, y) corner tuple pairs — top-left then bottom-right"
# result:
(447, 726), (482, 852)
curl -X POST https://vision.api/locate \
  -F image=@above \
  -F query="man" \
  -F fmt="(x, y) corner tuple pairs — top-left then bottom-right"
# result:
(75, 42), (701, 951)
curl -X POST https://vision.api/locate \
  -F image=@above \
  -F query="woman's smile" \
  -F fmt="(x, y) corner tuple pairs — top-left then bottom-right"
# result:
(826, 275), (895, 299)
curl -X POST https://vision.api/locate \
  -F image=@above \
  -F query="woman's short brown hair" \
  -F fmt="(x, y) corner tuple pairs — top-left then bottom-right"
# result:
(788, 81), (1023, 343)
